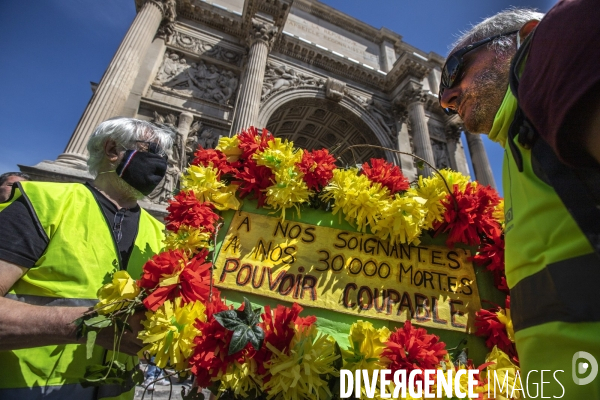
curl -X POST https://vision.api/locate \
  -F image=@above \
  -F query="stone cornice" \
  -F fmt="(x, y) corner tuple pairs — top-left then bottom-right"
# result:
(275, 33), (387, 90)
(386, 53), (432, 89)
(293, 0), (398, 44)
(177, 0), (245, 37)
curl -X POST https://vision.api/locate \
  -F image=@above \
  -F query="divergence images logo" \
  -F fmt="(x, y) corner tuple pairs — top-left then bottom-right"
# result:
(572, 351), (598, 385)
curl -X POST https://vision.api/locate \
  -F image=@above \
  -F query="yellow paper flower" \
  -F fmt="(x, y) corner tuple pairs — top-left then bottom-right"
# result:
(254, 137), (302, 170)
(216, 136), (242, 162)
(218, 359), (261, 398)
(164, 225), (212, 257)
(181, 164), (240, 210)
(496, 308), (515, 343)
(321, 169), (391, 232)
(262, 325), (340, 400)
(343, 321), (394, 400)
(480, 346), (521, 399)
(137, 299), (206, 371)
(409, 169), (469, 231)
(95, 271), (140, 314)
(265, 167), (312, 220)
(371, 192), (427, 245)
(494, 199), (505, 226)
(343, 321), (390, 371)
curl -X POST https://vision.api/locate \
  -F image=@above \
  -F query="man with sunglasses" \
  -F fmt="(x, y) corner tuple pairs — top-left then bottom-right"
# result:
(440, 1), (600, 397)
(0, 118), (174, 399)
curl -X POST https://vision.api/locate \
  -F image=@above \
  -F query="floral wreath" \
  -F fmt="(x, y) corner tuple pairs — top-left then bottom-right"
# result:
(79, 127), (518, 399)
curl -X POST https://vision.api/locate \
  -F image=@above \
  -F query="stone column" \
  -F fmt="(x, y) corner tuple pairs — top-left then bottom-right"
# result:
(176, 111), (194, 170)
(465, 131), (496, 188)
(445, 123), (470, 176)
(57, 0), (171, 168)
(406, 90), (436, 177)
(393, 109), (417, 181)
(230, 19), (277, 136)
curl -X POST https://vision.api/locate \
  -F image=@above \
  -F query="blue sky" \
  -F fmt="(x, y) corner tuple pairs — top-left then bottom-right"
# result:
(0, 0), (556, 194)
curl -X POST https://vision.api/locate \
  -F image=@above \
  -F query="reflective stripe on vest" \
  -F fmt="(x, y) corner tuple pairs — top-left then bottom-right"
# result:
(0, 182), (164, 399)
(5, 293), (98, 307)
(0, 382), (135, 400)
(511, 253), (600, 331)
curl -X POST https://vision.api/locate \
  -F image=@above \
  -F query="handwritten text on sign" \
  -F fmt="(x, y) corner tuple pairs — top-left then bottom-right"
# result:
(214, 212), (482, 332)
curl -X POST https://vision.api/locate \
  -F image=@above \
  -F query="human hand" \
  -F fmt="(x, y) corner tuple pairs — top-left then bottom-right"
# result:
(94, 309), (146, 356)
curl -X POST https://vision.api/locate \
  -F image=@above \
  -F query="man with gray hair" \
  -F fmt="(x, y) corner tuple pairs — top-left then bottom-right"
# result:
(440, 0), (599, 397)
(0, 172), (29, 203)
(0, 118), (173, 399)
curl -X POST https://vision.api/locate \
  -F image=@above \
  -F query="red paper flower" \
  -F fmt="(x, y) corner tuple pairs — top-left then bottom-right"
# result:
(138, 249), (212, 311)
(474, 307), (517, 361)
(191, 147), (239, 177)
(233, 159), (274, 207)
(435, 182), (501, 247)
(296, 149), (336, 191)
(381, 321), (447, 374)
(254, 303), (316, 376)
(190, 301), (254, 387)
(237, 126), (274, 161)
(362, 158), (410, 194)
(165, 191), (220, 233)
(472, 232), (505, 274)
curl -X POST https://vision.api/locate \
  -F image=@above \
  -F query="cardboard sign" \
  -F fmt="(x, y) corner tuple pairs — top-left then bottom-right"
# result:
(214, 211), (482, 332)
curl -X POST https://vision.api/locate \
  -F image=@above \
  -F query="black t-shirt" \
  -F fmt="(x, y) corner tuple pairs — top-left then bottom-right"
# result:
(519, 0), (600, 167)
(0, 183), (141, 269)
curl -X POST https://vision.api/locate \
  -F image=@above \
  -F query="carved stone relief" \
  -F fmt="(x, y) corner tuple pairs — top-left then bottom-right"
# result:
(146, 111), (220, 204)
(428, 122), (446, 142)
(152, 0), (177, 39)
(168, 31), (243, 66)
(248, 19), (278, 48)
(325, 77), (346, 101)
(261, 62), (325, 100)
(153, 50), (239, 106)
(431, 139), (450, 170)
(345, 89), (394, 140)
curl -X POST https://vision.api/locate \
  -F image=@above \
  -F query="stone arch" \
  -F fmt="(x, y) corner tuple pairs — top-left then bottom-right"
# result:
(257, 88), (397, 165)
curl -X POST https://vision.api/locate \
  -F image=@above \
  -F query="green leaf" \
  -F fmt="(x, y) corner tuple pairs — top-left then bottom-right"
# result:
(84, 315), (112, 329)
(228, 327), (249, 355)
(249, 324), (264, 351)
(213, 310), (245, 330)
(416, 161), (425, 170)
(132, 368), (144, 385)
(86, 330), (97, 359)
(242, 298), (253, 321)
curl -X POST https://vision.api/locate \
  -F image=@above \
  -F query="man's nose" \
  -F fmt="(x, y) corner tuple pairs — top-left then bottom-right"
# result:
(439, 86), (460, 111)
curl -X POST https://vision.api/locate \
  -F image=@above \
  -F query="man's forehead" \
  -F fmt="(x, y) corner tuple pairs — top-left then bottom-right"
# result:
(3, 176), (24, 184)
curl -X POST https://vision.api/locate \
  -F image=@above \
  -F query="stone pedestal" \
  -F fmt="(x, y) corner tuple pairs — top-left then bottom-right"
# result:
(407, 90), (435, 177)
(466, 131), (496, 188)
(230, 19), (277, 136)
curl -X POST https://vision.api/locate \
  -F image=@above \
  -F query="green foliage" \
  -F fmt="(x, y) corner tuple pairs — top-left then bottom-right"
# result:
(213, 297), (264, 355)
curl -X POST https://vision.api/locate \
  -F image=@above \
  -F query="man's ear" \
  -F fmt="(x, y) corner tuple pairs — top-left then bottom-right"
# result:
(518, 19), (540, 46)
(104, 139), (121, 164)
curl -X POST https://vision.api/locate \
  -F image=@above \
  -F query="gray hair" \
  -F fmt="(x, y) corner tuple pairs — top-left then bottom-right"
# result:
(0, 172), (30, 186)
(450, 8), (544, 57)
(87, 117), (174, 176)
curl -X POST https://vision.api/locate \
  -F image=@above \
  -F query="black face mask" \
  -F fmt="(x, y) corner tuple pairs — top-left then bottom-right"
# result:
(116, 150), (168, 196)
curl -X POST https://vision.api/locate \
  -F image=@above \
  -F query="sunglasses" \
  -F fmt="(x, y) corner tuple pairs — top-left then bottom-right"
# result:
(134, 140), (165, 156)
(438, 30), (518, 115)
